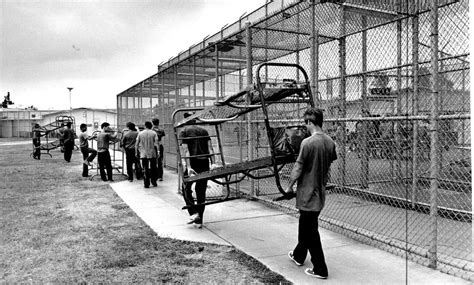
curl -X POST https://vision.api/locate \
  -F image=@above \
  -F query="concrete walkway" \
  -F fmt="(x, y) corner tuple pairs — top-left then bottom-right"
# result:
(110, 170), (469, 284)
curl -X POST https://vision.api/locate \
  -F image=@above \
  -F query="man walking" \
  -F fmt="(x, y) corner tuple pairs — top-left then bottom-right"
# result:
(63, 121), (75, 162)
(180, 112), (215, 228)
(285, 108), (337, 279)
(152, 118), (166, 181)
(96, 122), (117, 182)
(135, 121), (159, 188)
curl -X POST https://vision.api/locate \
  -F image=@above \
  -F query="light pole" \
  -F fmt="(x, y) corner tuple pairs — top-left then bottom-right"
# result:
(67, 87), (73, 116)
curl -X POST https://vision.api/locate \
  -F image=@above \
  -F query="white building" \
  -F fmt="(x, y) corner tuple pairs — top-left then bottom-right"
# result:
(0, 108), (117, 138)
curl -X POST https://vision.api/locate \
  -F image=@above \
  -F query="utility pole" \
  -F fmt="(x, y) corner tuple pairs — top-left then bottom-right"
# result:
(67, 87), (73, 116)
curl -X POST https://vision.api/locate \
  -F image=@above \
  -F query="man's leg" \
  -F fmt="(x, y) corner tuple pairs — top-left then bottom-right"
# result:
(292, 210), (310, 265)
(87, 147), (97, 162)
(194, 178), (207, 224)
(157, 144), (164, 180)
(193, 161), (210, 223)
(141, 158), (150, 187)
(150, 157), (158, 186)
(65, 142), (73, 162)
(81, 147), (89, 177)
(98, 152), (107, 181)
(125, 149), (134, 181)
(307, 211), (328, 277)
(105, 151), (113, 181)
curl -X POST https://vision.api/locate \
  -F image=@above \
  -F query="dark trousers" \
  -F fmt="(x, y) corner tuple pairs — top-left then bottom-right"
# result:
(125, 149), (142, 181)
(293, 210), (328, 276)
(141, 157), (157, 187)
(157, 144), (164, 179)
(183, 159), (209, 223)
(64, 141), (74, 162)
(98, 151), (113, 181)
(81, 147), (97, 177)
(33, 138), (41, 159)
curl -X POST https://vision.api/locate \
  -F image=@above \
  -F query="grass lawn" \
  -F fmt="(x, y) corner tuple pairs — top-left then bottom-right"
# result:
(0, 140), (289, 283)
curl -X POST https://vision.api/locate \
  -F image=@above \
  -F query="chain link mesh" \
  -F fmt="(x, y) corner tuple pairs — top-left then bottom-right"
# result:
(116, 0), (471, 280)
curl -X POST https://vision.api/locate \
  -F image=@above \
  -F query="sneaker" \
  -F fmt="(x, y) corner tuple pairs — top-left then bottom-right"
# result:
(152, 183), (157, 187)
(159, 178), (163, 181)
(288, 251), (303, 266)
(187, 213), (200, 224)
(304, 268), (327, 279)
(195, 223), (203, 229)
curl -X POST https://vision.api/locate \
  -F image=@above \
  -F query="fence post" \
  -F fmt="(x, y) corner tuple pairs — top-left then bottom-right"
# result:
(215, 45), (220, 103)
(310, 0), (319, 105)
(338, 7), (347, 186)
(360, 10), (369, 189)
(428, 0), (440, 269)
(411, 4), (420, 206)
(246, 22), (255, 197)
(193, 57), (197, 107)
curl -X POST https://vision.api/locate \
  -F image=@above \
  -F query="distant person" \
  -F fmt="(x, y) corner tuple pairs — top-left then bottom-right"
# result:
(152, 118), (166, 181)
(121, 122), (143, 182)
(96, 122), (117, 182)
(79, 123), (97, 177)
(180, 112), (216, 228)
(32, 123), (45, 160)
(135, 121), (159, 188)
(63, 122), (75, 162)
(285, 108), (337, 279)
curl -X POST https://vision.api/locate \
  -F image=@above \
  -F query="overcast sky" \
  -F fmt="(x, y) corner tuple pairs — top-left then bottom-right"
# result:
(0, 0), (264, 110)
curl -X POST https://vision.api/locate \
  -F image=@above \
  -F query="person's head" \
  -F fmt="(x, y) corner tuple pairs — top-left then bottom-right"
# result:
(66, 122), (72, 128)
(34, 123), (40, 128)
(152, 118), (159, 126)
(144, 121), (152, 129)
(183, 112), (196, 124)
(303, 108), (323, 128)
(80, 123), (87, 132)
(126, 122), (135, 131)
(101, 122), (110, 130)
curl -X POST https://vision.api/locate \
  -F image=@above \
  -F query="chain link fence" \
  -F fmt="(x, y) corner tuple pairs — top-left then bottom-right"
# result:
(116, 0), (471, 280)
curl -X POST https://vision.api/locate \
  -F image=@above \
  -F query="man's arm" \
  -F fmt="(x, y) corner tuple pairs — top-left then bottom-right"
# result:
(285, 161), (303, 193)
(153, 133), (159, 157)
(207, 140), (215, 165)
(181, 143), (193, 175)
(135, 135), (140, 157)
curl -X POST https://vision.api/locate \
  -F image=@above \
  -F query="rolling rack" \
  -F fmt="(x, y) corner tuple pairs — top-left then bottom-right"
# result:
(173, 63), (316, 209)
(89, 129), (127, 181)
(30, 115), (75, 158)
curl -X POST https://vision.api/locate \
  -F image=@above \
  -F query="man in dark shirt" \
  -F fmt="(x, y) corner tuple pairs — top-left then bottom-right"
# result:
(63, 122), (75, 162)
(180, 112), (215, 228)
(285, 108), (337, 279)
(96, 122), (117, 182)
(152, 118), (166, 181)
(121, 122), (142, 182)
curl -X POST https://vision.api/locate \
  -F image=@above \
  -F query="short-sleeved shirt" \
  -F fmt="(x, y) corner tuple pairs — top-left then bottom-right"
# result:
(136, 129), (159, 158)
(152, 127), (165, 143)
(295, 132), (337, 212)
(79, 132), (89, 148)
(121, 130), (138, 150)
(63, 128), (75, 144)
(97, 132), (116, 152)
(179, 126), (210, 160)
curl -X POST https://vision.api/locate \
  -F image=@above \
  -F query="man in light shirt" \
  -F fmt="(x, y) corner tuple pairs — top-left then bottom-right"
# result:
(135, 121), (159, 188)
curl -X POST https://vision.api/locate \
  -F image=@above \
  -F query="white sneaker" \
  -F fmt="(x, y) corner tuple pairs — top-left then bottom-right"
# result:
(187, 213), (200, 224)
